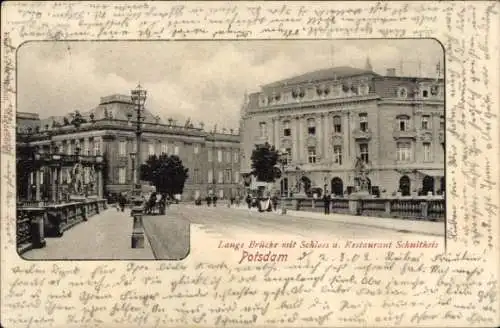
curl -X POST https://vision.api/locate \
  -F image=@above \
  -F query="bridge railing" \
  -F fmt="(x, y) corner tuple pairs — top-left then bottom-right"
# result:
(16, 198), (107, 255)
(280, 196), (445, 221)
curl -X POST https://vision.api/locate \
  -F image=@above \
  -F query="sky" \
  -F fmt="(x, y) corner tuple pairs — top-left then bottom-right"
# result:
(18, 39), (443, 130)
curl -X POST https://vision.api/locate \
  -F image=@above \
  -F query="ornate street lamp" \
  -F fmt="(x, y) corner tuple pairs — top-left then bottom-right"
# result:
(130, 83), (147, 249)
(130, 152), (136, 193)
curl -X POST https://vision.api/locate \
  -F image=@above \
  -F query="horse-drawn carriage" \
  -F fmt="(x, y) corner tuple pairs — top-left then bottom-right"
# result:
(143, 192), (168, 215)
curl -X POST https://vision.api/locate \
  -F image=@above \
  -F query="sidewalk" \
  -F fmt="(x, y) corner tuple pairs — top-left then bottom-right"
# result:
(231, 204), (445, 237)
(22, 208), (155, 260)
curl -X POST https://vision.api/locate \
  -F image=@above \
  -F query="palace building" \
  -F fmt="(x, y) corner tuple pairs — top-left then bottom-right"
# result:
(17, 94), (241, 202)
(239, 63), (445, 197)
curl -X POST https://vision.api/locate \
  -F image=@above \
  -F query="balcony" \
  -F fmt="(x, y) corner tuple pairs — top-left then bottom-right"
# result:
(392, 128), (417, 140)
(352, 128), (372, 141)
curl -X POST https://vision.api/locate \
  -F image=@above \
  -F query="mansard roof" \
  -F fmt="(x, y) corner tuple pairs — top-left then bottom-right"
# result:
(263, 66), (378, 89)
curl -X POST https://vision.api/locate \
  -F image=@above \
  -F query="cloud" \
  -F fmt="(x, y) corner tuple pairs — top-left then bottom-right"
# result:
(18, 40), (443, 130)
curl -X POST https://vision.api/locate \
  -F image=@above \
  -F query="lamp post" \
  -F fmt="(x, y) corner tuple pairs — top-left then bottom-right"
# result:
(278, 148), (288, 215)
(130, 152), (136, 194)
(130, 83), (147, 249)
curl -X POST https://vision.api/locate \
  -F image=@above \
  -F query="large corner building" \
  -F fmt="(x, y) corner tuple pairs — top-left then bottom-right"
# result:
(240, 63), (445, 197)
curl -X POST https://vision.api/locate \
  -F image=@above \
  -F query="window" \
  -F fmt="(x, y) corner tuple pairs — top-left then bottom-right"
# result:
(234, 171), (240, 183)
(398, 116), (410, 131)
(219, 190), (224, 199)
(359, 113), (368, 132)
(422, 90), (429, 98)
(194, 144), (199, 154)
(208, 170), (213, 183)
(360, 143), (369, 163)
(397, 142), (411, 162)
(334, 146), (342, 165)
(398, 87), (408, 98)
(307, 118), (316, 136)
(283, 120), (291, 136)
(119, 141), (127, 156)
(333, 116), (342, 133)
(119, 168), (126, 184)
(226, 151), (231, 163)
(217, 149), (222, 162)
(94, 138), (101, 155)
(161, 143), (168, 155)
(423, 143), (432, 161)
(83, 139), (90, 155)
(148, 143), (155, 156)
(259, 122), (267, 138)
(208, 149), (213, 162)
(218, 171), (223, 184)
(193, 169), (200, 184)
(225, 169), (232, 183)
(421, 115), (430, 130)
(440, 116), (445, 130)
(174, 146), (179, 155)
(284, 148), (292, 165)
(307, 147), (316, 164)
(233, 151), (239, 163)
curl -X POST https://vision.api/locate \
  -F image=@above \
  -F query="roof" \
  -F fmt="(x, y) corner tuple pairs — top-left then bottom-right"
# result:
(263, 66), (378, 88)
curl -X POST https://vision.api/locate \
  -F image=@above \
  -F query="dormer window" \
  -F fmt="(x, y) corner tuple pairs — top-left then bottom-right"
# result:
(307, 118), (316, 136)
(398, 87), (408, 98)
(397, 115), (410, 131)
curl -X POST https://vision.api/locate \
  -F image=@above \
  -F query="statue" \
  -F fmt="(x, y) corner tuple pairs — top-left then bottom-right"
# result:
(354, 157), (369, 192)
(71, 163), (84, 195)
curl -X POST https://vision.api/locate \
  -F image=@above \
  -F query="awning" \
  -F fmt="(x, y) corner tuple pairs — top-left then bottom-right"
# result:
(417, 169), (444, 177)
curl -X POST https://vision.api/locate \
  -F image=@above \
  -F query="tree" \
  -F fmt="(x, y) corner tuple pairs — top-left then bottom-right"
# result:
(250, 142), (280, 182)
(140, 154), (189, 197)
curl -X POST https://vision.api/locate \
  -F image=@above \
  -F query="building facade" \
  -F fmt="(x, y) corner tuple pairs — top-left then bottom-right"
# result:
(240, 65), (445, 197)
(17, 94), (241, 201)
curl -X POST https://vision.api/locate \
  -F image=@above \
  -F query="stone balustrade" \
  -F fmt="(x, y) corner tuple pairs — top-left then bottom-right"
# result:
(279, 196), (445, 221)
(16, 198), (107, 254)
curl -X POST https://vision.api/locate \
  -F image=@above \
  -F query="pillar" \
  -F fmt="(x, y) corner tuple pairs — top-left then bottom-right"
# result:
(317, 114), (323, 162)
(51, 167), (57, 203)
(269, 118), (275, 146)
(274, 119), (280, 149)
(293, 116), (300, 162)
(97, 168), (103, 198)
(35, 169), (41, 201)
(323, 113), (330, 160)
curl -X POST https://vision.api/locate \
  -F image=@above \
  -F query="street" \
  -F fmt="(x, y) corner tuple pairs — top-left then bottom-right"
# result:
(22, 204), (443, 261)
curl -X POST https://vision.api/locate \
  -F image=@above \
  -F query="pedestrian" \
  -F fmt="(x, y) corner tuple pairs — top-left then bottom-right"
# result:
(323, 191), (330, 215)
(271, 194), (278, 213)
(246, 194), (252, 209)
(212, 195), (217, 207)
(119, 193), (126, 212)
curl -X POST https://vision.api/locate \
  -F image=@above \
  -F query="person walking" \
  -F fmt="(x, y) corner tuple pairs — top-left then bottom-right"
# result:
(323, 191), (330, 215)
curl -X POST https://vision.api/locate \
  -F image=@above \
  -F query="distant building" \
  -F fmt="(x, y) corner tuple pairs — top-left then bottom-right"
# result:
(240, 64), (445, 197)
(16, 94), (241, 201)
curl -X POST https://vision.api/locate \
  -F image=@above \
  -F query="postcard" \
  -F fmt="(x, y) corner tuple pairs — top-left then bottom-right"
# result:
(1, 1), (499, 328)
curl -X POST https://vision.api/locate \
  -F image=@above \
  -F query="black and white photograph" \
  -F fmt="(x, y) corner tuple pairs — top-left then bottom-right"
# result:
(16, 39), (445, 260)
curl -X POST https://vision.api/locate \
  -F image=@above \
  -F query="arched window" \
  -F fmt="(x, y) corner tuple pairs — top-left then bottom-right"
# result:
(331, 177), (343, 197)
(399, 175), (411, 196)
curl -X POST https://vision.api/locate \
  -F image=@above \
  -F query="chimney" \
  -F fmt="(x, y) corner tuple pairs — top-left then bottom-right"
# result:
(386, 68), (396, 76)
